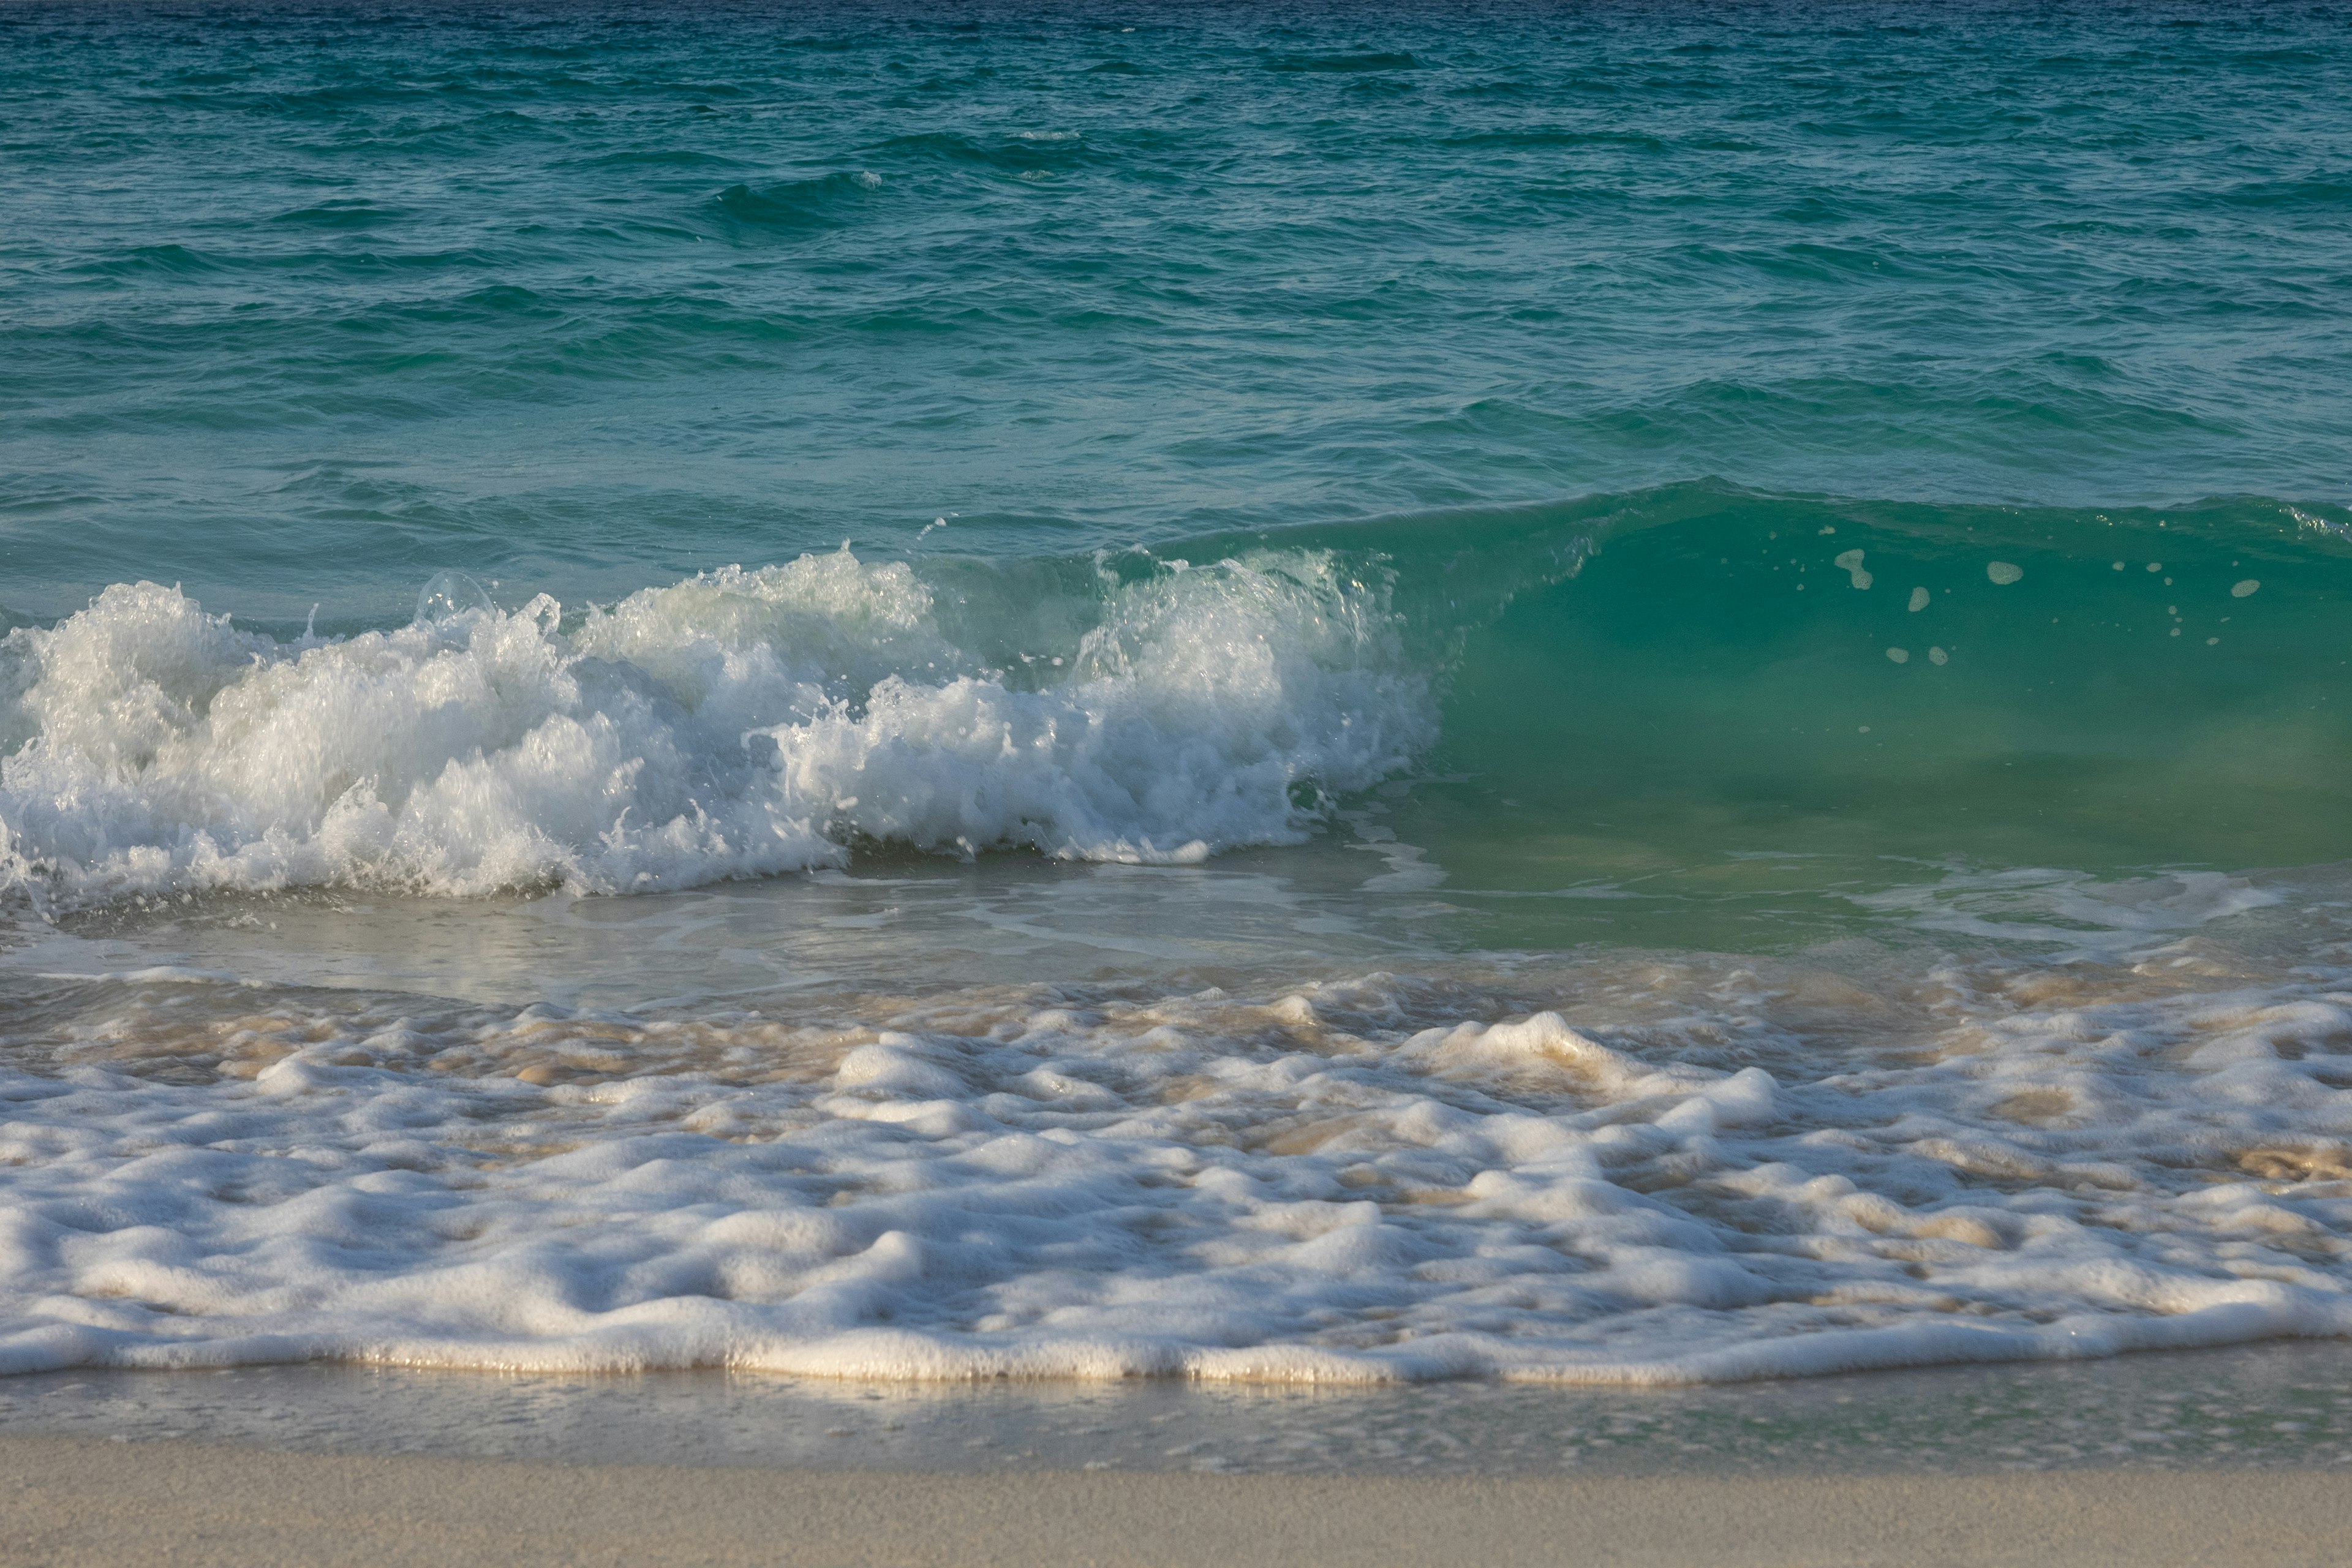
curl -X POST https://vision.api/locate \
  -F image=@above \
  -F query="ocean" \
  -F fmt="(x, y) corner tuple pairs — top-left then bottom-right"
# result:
(3, 0), (2351, 1386)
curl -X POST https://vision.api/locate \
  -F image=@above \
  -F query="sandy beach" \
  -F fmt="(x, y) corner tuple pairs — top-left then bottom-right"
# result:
(4, 1433), (2347, 1567)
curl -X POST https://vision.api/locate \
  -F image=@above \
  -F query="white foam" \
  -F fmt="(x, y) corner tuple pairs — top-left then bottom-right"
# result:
(1851, 866), (2285, 955)
(4, 896), (2351, 1386)
(0, 550), (1433, 908)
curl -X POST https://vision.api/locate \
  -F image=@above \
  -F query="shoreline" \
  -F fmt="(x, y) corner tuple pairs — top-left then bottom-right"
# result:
(6, 1341), (2351, 1476)
(8, 1348), (2352, 1564)
(8, 1434), (2351, 1567)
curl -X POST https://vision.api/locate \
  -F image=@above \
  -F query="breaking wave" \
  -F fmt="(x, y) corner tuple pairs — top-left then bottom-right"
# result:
(0, 547), (1432, 908)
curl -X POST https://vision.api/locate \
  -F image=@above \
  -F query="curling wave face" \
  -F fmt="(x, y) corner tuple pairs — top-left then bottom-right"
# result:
(0, 548), (1432, 907)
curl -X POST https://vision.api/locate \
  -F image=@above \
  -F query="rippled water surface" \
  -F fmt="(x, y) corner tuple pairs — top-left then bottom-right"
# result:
(5, 1), (2348, 617)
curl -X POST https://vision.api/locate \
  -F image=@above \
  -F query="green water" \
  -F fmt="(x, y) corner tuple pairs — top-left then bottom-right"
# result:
(1358, 489), (2352, 944)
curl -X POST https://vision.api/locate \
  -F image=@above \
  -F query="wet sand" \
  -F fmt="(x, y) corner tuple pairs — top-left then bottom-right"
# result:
(6, 1433), (2350, 1567)
(12, 1342), (2352, 1475)
(8, 1349), (2351, 1565)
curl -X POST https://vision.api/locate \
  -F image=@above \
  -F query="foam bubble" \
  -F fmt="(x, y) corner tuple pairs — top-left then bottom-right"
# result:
(2233, 579), (2261, 598)
(1907, 586), (1930, 612)
(414, 570), (494, 624)
(1986, 562), (2024, 586)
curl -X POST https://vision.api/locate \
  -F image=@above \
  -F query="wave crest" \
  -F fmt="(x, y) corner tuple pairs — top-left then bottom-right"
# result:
(0, 549), (1433, 907)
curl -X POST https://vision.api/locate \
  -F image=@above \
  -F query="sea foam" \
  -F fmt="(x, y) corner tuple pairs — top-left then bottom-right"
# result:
(0, 549), (1432, 908)
(6, 907), (2352, 1383)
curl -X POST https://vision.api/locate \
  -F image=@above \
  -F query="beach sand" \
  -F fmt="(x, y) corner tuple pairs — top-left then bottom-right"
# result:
(6, 1433), (2350, 1567)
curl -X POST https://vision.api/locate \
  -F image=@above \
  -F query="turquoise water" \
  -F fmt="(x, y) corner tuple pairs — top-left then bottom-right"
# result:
(6, 4), (2349, 609)
(6, 6), (2352, 1387)
(7, 3), (2351, 919)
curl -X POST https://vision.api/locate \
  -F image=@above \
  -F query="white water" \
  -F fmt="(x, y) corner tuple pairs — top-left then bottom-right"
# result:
(5, 871), (2352, 1384)
(0, 547), (1431, 907)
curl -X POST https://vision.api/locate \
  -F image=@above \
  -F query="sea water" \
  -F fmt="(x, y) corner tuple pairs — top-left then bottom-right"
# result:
(4, 1), (2352, 1384)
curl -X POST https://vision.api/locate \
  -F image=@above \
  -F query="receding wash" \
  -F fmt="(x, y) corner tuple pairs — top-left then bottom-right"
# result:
(2, 4), (2351, 1385)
